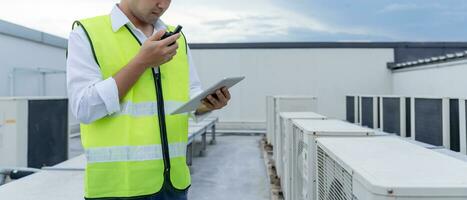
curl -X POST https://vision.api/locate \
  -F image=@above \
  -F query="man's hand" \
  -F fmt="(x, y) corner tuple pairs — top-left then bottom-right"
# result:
(134, 30), (180, 68)
(196, 87), (231, 114)
(113, 30), (180, 100)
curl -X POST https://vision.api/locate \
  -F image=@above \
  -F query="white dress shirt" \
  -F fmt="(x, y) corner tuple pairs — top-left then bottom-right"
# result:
(67, 5), (204, 124)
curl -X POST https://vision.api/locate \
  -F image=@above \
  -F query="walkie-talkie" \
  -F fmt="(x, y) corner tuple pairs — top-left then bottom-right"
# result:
(161, 25), (182, 46)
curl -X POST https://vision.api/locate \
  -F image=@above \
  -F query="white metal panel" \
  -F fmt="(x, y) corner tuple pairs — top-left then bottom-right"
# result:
(379, 96), (384, 131)
(317, 137), (467, 197)
(459, 99), (467, 155)
(442, 98), (451, 149)
(269, 96), (317, 158)
(0, 170), (84, 200)
(276, 112), (325, 176)
(278, 112), (327, 200)
(292, 119), (374, 136)
(0, 99), (28, 167)
(354, 96), (359, 124)
(400, 96), (407, 137)
(411, 96), (416, 141)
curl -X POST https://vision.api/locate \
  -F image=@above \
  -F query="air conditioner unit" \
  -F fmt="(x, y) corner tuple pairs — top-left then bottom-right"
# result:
(278, 112), (327, 200)
(266, 95), (318, 146)
(458, 98), (467, 155)
(410, 97), (455, 150)
(0, 97), (69, 169)
(432, 148), (467, 162)
(359, 95), (380, 129)
(345, 95), (359, 124)
(316, 137), (467, 200)
(277, 112), (327, 177)
(291, 119), (375, 200)
(379, 96), (411, 137)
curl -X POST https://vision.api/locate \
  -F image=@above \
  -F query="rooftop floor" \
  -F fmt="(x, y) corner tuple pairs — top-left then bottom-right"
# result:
(65, 134), (271, 200)
(189, 134), (270, 200)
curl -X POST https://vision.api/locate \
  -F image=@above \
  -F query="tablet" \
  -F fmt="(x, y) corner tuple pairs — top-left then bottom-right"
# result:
(170, 76), (245, 115)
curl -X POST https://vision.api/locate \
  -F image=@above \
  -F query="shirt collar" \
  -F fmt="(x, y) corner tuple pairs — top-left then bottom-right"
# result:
(110, 4), (167, 32)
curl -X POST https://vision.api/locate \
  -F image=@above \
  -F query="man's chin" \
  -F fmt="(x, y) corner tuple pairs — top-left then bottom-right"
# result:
(145, 16), (159, 24)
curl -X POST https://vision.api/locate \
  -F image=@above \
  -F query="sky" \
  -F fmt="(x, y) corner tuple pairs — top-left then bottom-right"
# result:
(0, 0), (466, 43)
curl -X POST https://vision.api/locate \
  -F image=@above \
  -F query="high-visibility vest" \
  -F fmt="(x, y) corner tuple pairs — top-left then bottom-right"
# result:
(73, 15), (190, 199)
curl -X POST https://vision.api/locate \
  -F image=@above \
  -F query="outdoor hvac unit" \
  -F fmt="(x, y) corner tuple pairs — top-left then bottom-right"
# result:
(291, 119), (374, 200)
(359, 95), (380, 129)
(0, 97), (68, 169)
(265, 95), (318, 146)
(379, 96), (411, 137)
(433, 148), (467, 162)
(316, 137), (467, 200)
(345, 95), (359, 124)
(458, 98), (467, 155)
(410, 97), (459, 151)
(278, 112), (327, 200)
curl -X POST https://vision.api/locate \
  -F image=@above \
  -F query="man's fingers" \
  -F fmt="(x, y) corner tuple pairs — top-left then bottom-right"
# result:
(161, 43), (178, 62)
(222, 87), (231, 100)
(160, 33), (180, 46)
(165, 42), (179, 53)
(164, 51), (177, 62)
(216, 90), (227, 105)
(202, 100), (215, 109)
(149, 30), (166, 41)
(206, 95), (220, 107)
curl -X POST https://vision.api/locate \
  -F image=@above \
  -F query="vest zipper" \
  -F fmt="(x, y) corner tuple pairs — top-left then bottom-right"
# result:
(124, 25), (189, 192)
(123, 24), (172, 175)
(152, 68), (171, 175)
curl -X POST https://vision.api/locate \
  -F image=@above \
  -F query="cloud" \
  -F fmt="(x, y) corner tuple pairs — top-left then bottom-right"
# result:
(164, 2), (393, 43)
(2, 0), (462, 42)
(377, 3), (445, 13)
(378, 3), (420, 13)
(0, 0), (118, 38)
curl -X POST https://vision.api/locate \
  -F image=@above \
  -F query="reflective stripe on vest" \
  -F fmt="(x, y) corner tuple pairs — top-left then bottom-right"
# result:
(115, 101), (185, 117)
(86, 142), (187, 163)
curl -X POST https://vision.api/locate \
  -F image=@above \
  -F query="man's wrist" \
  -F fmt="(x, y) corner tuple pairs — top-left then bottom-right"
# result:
(130, 55), (151, 71)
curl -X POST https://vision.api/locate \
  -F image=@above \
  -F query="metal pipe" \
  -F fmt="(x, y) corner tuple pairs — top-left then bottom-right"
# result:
(0, 167), (40, 173)
(8, 71), (14, 96)
(41, 167), (84, 171)
(41, 72), (46, 96)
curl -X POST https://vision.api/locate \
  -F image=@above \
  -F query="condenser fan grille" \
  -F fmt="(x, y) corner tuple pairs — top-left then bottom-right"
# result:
(317, 146), (353, 200)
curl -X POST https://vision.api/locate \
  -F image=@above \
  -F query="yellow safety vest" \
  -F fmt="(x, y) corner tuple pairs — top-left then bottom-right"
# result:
(73, 15), (190, 199)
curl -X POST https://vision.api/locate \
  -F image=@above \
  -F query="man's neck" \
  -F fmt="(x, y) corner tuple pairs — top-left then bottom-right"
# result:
(118, 3), (155, 35)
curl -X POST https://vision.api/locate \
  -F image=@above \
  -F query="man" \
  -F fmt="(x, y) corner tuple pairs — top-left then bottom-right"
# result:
(66, 0), (231, 199)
